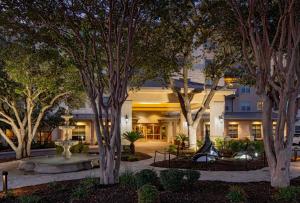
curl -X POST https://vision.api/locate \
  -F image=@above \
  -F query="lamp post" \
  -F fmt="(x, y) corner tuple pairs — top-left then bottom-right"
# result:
(2, 171), (8, 194)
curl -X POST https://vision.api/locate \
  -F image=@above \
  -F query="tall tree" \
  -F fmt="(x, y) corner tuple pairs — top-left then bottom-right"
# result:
(0, 44), (82, 159)
(227, 0), (300, 187)
(0, 0), (178, 184)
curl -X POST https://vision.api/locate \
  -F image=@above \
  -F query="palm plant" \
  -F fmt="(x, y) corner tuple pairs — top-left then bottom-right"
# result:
(123, 131), (143, 154)
(176, 133), (188, 149)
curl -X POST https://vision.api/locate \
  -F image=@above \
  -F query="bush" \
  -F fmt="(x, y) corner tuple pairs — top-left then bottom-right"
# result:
(167, 144), (177, 154)
(119, 170), (137, 189)
(274, 186), (300, 202)
(127, 156), (139, 162)
(71, 177), (98, 200)
(160, 169), (185, 192)
(197, 140), (204, 149)
(70, 142), (89, 154)
(56, 145), (64, 155)
(226, 185), (247, 203)
(214, 138), (225, 150)
(135, 169), (159, 188)
(184, 169), (200, 186)
(18, 195), (41, 203)
(138, 184), (159, 203)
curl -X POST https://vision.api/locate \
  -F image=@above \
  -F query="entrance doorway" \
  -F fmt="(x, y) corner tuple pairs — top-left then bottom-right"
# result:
(134, 123), (167, 141)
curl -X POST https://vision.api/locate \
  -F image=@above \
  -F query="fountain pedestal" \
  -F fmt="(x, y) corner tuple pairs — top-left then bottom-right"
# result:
(55, 140), (79, 159)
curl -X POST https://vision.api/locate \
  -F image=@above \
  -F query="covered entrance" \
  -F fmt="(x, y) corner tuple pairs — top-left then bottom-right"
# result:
(134, 123), (167, 141)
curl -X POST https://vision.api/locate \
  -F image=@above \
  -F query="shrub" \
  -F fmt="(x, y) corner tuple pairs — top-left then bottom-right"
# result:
(127, 156), (139, 162)
(119, 170), (137, 189)
(160, 169), (185, 192)
(226, 185), (247, 203)
(71, 177), (98, 200)
(274, 186), (300, 202)
(214, 138), (225, 150)
(175, 133), (188, 149)
(122, 131), (143, 154)
(70, 142), (89, 154)
(184, 169), (200, 186)
(167, 144), (177, 154)
(135, 169), (159, 188)
(138, 184), (159, 203)
(56, 145), (64, 155)
(197, 140), (204, 149)
(18, 195), (41, 203)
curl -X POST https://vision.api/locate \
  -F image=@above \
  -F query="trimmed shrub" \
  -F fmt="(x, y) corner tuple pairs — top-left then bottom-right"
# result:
(214, 138), (225, 150)
(167, 144), (177, 154)
(135, 169), (159, 188)
(138, 184), (159, 203)
(119, 170), (137, 189)
(71, 142), (89, 154)
(160, 169), (185, 192)
(127, 155), (139, 162)
(226, 185), (247, 203)
(18, 195), (41, 203)
(274, 186), (300, 202)
(184, 169), (200, 186)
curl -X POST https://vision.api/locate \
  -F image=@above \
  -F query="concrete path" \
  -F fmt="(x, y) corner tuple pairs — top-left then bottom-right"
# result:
(1, 141), (300, 191)
(0, 148), (56, 160)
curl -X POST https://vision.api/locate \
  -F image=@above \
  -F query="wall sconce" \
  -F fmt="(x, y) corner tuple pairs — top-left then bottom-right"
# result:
(219, 112), (224, 121)
(125, 115), (129, 124)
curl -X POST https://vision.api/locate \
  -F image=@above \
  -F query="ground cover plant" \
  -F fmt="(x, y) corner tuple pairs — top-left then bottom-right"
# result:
(3, 176), (300, 203)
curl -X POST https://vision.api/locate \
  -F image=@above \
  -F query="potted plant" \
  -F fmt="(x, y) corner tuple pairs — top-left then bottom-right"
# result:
(122, 131), (143, 154)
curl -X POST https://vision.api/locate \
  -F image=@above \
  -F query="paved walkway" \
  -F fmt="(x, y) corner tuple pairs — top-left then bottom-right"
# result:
(1, 141), (300, 191)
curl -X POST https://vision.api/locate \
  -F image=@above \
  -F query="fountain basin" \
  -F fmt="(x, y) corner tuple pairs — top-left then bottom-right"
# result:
(18, 154), (99, 174)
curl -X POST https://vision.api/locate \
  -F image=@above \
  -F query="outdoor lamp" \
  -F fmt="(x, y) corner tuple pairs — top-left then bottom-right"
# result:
(2, 171), (8, 193)
(125, 115), (129, 124)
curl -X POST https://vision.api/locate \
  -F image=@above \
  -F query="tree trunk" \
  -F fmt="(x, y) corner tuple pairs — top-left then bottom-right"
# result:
(270, 150), (290, 187)
(188, 125), (197, 150)
(26, 137), (33, 157)
(130, 143), (135, 154)
(15, 146), (23, 160)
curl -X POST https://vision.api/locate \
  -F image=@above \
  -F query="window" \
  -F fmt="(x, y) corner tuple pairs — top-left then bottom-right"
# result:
(252, 124), (262, 139)
(295, 126), (300, 137)
(240, 102), (251, 112)
(240, 86), (251, 94)
(72, 125), (86, 141)
(225, 105), (229, 112)
(257, 101), (263, 111)
(228, 124), (238, 138)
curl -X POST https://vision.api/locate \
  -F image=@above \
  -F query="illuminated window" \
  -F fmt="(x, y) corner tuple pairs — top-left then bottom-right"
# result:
(252, 124), (262, 139)
(240, 86), (251, 94)
(72, 125), (86, 141)
(228, 124), (238, 138)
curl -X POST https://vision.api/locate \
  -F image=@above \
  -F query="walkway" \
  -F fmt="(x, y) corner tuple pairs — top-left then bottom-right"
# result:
(1, 141), (300, 191)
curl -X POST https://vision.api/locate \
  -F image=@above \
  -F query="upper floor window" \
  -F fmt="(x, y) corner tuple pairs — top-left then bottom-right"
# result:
(257, 101), (263, 111)
(240, 102), (251, 112)
(295, 126), (300, 137)
(240, 86), (251, 94)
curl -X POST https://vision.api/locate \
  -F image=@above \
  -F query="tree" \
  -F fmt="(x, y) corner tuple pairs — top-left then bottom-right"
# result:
(0, 0), (179, 184)
(122, 131), (143, 154)
(227, 0), (300, 187)
(0, 44), (82, 159)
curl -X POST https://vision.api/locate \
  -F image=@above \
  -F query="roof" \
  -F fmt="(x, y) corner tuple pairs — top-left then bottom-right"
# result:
(224, 112), (278, 120)
(142, 79), (213, 90)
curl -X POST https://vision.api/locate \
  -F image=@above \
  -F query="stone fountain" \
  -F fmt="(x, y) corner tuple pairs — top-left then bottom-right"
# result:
(55, 112), (78, 159)
(18, 109), (99, 174)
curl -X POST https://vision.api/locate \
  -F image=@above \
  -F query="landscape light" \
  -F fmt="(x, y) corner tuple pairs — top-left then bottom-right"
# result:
(2, 171), (8, 193)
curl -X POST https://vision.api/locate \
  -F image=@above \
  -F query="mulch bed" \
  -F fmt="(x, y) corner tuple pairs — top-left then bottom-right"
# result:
(121, 152), (152, 162)
(151, 157), (267, 171)
(2, 177), (300, 203)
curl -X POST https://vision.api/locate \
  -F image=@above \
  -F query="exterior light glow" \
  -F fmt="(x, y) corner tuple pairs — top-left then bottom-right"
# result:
(125, 115), (129, 124)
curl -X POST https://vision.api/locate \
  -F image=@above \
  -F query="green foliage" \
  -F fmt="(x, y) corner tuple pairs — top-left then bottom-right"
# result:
(56, 145), (64, 155)
(197, 140), (204, 148)
(18, 195), (41, 203)
(119, 170), (137, 190)
(135, 169), (159, 189)
(127, 156), (139, 162)
(71, 177), (98, 200)
(274, 186), (300, 202)
(138, 184), (159, 203)
(167, 144), (177, 154)
(226, 185), (247, 203)
(123, 131), (143, 143)
(184, 169), (200, 186)
(160, 169), (185, 192)
(70, 142), (89, 154)
(175, 133), (188, 143)
(214, 138), (225, 150)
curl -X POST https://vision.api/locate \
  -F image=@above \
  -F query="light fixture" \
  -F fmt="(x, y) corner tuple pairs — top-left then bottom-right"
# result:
(2, 171), (8, 194)
(125, 115), (129, 124)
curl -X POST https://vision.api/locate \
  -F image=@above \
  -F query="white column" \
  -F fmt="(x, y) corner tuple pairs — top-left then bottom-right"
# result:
(121, 100), (132, 145)
(167, 121), (173, 143)
(209, 101), (225, 141)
